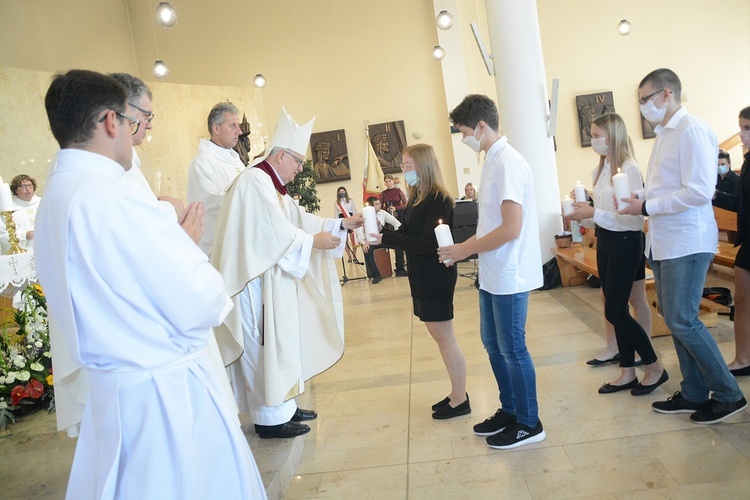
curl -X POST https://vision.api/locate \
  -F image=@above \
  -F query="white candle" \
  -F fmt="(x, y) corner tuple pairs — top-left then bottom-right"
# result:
(434, 219), (454, 264)
(574, 181), (586, 203)
(562, 195), (574, 216)
(362, 206), (378, 243)
(612, 168), (631, 211)
(0, 184), (14, 212)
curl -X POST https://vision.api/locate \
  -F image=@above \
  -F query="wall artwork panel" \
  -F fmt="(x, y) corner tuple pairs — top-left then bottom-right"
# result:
(368, 120), (407, 174)
(310, 129), (350, 183)
(575, 92), (615, 147)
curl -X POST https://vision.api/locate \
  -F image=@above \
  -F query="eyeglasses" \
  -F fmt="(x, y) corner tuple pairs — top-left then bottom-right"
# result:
(400, 163), (415, 171)
(19, 183), (34, 190)
(638, 88), (664, 106)
(129, 102), (155, 123)
(98, 110), (141, 136)
(285, 150), (304, 168)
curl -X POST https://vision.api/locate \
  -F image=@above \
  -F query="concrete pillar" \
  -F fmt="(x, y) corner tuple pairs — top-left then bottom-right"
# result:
(485, 0), (562, 260)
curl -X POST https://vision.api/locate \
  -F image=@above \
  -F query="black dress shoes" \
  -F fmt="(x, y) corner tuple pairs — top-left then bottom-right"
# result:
(730, 365), (750, 377)
(631, 369), (669, 396)
(291, 408), (318, 422)
(587, 353), (620, 366)
(598, 378), (638, 394)
(254, 421), (310, 439)
(432, 396), (471, 420)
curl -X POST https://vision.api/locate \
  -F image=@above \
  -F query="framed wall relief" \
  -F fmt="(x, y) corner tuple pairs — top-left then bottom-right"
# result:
(310, 129), (350, 183)
(640, 114), (656, 140)
(368, 120), (407, 174)
(575, 92), (615, 147)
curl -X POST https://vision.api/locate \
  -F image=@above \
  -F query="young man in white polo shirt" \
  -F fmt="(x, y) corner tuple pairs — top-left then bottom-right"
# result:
(441, 94), (545, 450)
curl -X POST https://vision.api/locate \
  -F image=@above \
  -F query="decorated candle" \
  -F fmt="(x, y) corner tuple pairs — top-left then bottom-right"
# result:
(574, 181), (586, 203)
(562, 195), (575, 216)
(612, 168), (631, 211)
(0, 182), (13, 212)
(434, 219), (454, 264)
(362, 205), (378, 243)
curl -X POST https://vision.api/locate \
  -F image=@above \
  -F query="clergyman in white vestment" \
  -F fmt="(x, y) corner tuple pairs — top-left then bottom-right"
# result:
(187, 102), (245, 255)
(36, 70), (265, 499)
(211, 107), (362, 439)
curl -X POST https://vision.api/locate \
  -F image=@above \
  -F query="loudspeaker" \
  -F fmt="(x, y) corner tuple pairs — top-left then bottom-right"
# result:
(452, 201), (478, 260)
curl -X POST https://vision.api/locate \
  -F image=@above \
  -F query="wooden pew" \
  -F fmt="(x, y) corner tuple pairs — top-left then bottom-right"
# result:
(552, 243), (729, 337)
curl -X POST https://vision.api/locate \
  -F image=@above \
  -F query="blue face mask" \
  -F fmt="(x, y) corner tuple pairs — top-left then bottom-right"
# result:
(404, 169), (420, 186)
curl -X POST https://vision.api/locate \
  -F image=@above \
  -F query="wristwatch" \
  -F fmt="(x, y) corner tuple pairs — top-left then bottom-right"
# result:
(339, 222), (345, 231)
(641, 201), (649, 216)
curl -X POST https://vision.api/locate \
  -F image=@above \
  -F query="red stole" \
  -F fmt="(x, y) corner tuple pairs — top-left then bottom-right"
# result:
(254, 160), (288, 195)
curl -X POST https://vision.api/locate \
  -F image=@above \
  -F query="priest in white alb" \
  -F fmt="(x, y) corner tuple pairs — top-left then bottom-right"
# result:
(36, 70), (265, 499)
(211, 107), (362, 438)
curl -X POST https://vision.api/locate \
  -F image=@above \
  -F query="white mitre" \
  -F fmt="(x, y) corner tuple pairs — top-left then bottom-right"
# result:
(250, 106), (315, 166)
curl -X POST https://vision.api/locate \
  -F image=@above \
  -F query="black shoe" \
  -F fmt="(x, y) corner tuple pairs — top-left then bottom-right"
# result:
(730, 365), (750, 377)
(395, 270), (408, 277)
(372, 276), (382, 284)
(586, 353), (620, 366)
(291, 408), (317, 422)
(473, 409), (516, 436)
(432, 396), (451, 411)
(486, 421), (546, 450)
(598, 378), (638, 394)
(631, 369), (669, 396)
(690, 397), (748, 424)
(255, 421), (310, 439)
(432, 397), (471, 420)
(652, 391), (705, 414)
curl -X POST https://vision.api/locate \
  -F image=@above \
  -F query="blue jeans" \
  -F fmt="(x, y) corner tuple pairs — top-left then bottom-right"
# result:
(479, 290), (539, 426)
(649, 253), (744, 403)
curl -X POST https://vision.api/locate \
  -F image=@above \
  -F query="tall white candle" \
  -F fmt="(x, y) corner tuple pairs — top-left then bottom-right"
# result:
(434, 219), (454, 264)
(0, 184), (14, 212)
(362, 206), (378, 243)
(562, 195), (574, 216)
(612, 168), (631, 211)
(574, 181), (586, 203)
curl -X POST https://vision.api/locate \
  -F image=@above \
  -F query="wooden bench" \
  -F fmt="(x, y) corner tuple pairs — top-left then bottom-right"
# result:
(552, 243), (729, 337)
(714, 206), (739, 268)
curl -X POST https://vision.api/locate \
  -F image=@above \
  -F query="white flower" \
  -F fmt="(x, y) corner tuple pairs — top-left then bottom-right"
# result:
(0, 376), (6, 384)
(30, 362), (44, 371)
(17, 371), (30, 382)
(34, 341), (42, 348)
(43, 351), (51, 358)
(12, 355), (26, 368)
(0, 401), (6, 410)
(5, 372), (16, 384)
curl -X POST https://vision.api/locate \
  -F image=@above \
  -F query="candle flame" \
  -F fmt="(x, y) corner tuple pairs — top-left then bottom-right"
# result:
(438, 219), (443, 224)
(617, 168), (622, 173)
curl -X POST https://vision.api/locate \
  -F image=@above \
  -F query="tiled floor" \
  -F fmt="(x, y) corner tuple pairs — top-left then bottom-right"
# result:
(2, 259), (750, 499)
(286, 260), (750, 499)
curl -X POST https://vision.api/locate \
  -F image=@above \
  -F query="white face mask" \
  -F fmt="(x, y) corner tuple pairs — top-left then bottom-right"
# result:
(740, 129), (750, 149)
(462, 127), (484, 152)
(591, 137), (609, 156)
(639, 91), (667, 123)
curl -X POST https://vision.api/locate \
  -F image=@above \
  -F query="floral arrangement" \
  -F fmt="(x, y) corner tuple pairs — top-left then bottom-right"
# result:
(0, 284), (53, 428)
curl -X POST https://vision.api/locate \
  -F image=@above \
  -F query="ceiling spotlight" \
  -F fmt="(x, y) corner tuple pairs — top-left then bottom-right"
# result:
(156, 2), (177, 28)
(432, 45), (446, 61)
(436, 10), (454, 30)
(153, 60), (170, 79)
(617, 19), (632, 36)
(252, 74), (267, 88)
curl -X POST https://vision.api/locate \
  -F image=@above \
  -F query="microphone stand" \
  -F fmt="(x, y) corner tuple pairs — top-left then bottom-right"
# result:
(340, 240), (368, 286)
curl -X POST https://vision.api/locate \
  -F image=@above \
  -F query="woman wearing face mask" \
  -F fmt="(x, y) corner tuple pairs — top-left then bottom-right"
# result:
(334, 186), (359, 263)
(370, 144), (469, 419)
(567, 113), (668, 395)
(711, 105), (750, 376)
